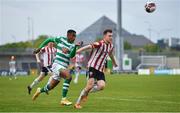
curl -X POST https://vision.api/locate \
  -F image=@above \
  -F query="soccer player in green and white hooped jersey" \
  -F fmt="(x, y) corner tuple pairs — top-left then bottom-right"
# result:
(32, 30), (79, 106)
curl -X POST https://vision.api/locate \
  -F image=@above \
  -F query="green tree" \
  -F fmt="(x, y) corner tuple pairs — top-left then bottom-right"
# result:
(124, 41), (132, 50)
(144, 44), (161, 52)
(0, 35), (49, 50)
(95, 37), (102, 42)
(33, 35), (48, 48)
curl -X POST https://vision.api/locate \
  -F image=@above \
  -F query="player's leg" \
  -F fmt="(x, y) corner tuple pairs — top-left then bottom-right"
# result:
(90, 80), (105, 93)
(40, 76), (59, 93)
(61, 77), (72, 106)
(13, 69), (17, 79)
(32, 76), (60, 101)
(74, 77), (95, 109)
(9, 69), (13, 80)
(41, 65), (68, 92)
(32, 63), (71, 101)
(75, 67), (105, 109)
(32, 63), (61, 100)
(27, 72), (46, 94)
(9, 71), (12, 80)
(27, 67), (49, 94)
(31, 72), (46, 88)
(90, 71), (106, 93)
(74, 66), (80, 84)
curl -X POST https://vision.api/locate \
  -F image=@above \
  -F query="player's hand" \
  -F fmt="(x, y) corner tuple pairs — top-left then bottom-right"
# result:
(113, 66), (119, 71)
(114, 63), (118, 67)
(33, 48), (41, 54)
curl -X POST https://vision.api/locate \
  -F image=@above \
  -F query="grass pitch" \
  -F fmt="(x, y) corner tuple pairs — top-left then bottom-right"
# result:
(0, 74), (180, 112)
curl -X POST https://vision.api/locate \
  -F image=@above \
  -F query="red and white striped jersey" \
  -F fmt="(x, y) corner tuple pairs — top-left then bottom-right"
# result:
(75, 54), (84, 63)
(41, 46), (56, 67)
(87, 40), (113, 72)
(75, 54), (84, 67)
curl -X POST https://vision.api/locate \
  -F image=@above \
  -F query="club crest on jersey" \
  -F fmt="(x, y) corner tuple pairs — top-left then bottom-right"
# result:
(62, 47), (69, 54)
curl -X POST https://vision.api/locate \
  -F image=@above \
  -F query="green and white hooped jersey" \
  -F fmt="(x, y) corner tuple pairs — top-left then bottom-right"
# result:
(53, 36), (75, 68)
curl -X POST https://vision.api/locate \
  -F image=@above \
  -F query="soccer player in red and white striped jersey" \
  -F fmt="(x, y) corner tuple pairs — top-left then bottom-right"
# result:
(74, 29), (117, 109)
(27, 42), (56, 94)
(40, 43), (56, 67)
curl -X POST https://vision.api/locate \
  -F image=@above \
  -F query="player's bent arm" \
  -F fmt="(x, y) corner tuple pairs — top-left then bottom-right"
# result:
(76, 45), (92, 53)
(35, 53), (41, 63)
(34, 38), (57, 54)
(109, 52), (118, 67)
(69, 45), (78, 58)
(39, 38), (55, 49)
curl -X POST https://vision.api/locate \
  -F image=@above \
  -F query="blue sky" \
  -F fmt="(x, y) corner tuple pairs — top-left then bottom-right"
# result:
(0, 0), (179, 44)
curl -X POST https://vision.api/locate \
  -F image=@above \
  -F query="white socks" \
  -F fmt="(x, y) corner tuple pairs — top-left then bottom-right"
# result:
(74, 72), (79, 84)
(90, 84), (100, 93)
(76, 89), (88, 104)
(30, 78), (39, 88)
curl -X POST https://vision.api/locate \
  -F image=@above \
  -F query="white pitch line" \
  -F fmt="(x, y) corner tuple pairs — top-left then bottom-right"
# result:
(95, 97), (180, 105)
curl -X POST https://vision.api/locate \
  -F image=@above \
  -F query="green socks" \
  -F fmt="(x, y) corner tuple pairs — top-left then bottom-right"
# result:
(62, 78), (72, 98)
(40, 84), (50, 93)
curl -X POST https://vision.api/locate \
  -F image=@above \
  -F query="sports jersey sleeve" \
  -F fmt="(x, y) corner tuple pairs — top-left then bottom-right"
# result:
(69, 45), (78, 58)
(39, 38), (54, 49)
(40, 47), (45, 53)
(53, 36), (62, 44)
(38, 37), (62, 49)
(91, 41), (102, 49)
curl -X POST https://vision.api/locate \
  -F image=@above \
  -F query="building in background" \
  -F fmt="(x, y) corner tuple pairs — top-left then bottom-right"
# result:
(0, 49), (37, 75)
(168, 37), (180, 47)
(157, 37), (180, 48)
(77, 16), (153, 47)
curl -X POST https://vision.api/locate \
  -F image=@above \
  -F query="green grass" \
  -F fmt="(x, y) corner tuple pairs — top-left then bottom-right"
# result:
(0, 74), (180, 112)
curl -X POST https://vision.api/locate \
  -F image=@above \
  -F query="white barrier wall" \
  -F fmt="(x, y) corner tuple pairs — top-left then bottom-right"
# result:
(138, 69), (180, 75)
(138, 69), (150, 75)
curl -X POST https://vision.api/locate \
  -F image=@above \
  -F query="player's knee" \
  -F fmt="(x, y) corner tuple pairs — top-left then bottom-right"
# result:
(98, 83), (105, 90)
(49, 83), (56, 90)
(99, 85), (105, 90)
(67, 76), (72, 81)
(66, 75), (72, 80)
(49, 79), (59, 90)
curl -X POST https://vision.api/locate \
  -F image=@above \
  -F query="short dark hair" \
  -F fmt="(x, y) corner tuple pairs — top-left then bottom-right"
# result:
(103, 29), (112, 35)
(67, 29), (76, 34)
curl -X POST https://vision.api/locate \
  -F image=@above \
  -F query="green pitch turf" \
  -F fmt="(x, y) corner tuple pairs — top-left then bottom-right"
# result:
(0, 74), (180, 112)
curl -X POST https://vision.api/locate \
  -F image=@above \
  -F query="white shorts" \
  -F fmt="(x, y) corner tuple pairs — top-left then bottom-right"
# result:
(51, 63), (66, 81)
(9, 68), (16, 75)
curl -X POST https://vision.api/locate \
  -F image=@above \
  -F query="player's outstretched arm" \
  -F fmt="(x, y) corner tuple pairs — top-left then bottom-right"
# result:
(33, 38), (55, 54)
(76, 44), (92, 53)
(69, 41), (83, 58)
(38, 38), (55, 49)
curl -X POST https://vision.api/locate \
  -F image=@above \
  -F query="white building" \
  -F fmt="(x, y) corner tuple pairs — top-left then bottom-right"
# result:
(168, 37), (180, 47)
(158, 37), (180, 47)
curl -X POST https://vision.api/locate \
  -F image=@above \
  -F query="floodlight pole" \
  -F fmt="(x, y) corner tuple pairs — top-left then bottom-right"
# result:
(27, 16), (34, 47)
(27, 17), (31, 41)
(116, 0), (124, 71)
